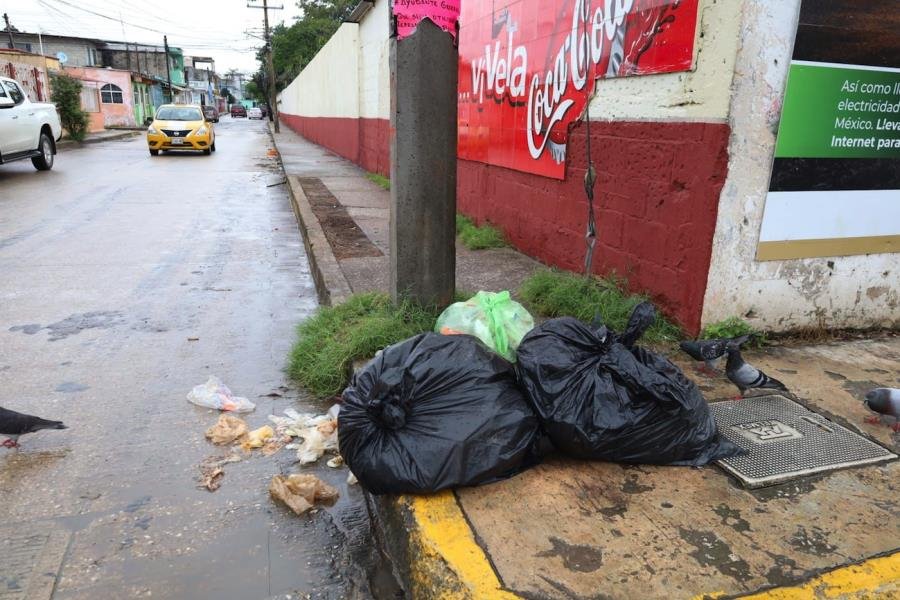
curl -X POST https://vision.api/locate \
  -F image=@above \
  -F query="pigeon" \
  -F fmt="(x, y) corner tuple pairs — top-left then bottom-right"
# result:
(0, 406), (67, 448)
(863, 388), (900, 431)
(680, 334), (751, 374)
(617, 301), (656, 349)
(724, 344), (787, 396)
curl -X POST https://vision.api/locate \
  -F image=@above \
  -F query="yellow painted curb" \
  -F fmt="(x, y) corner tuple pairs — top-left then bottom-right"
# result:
(406, 491), (519, 599)
(739, 552), (900, 599)
(696, 552), (900, 600)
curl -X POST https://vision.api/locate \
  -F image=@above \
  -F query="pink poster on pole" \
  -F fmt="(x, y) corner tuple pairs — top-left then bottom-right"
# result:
(393, 0), (460, 40)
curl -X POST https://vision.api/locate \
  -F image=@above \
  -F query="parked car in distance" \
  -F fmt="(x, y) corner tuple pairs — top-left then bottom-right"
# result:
(146, 104), (216, 156)
(230, 104), (247, 118)
(202, 105), (219, 123)
(0, 75), (62, 171)
(247, 107), (263, 120)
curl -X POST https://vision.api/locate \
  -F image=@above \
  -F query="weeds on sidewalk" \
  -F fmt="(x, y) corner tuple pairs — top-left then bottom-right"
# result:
(456, 214), (508, 250)
(288, 293), (440, 398)
(701, 316), (766, 346)
(366, 173), (391, 190)
(518, 269), (681, 343)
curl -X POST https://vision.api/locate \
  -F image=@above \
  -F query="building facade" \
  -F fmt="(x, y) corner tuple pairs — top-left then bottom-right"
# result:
(277, 0), (899, 335)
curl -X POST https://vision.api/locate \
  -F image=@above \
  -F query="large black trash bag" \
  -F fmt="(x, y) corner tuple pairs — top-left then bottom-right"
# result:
(339, 332), (543, 494)
(516, 313), (742, 466)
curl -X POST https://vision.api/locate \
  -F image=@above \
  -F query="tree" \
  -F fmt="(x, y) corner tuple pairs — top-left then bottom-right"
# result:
(263, 0), (357, 91)
(245, 79), (263, 102)
(50, 73), (89, 141)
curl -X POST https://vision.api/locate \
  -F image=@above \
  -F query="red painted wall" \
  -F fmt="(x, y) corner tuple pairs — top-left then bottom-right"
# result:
(458, 120), (730, 335)
(279, 113), (727, 333)
(280, 113), (390, 177)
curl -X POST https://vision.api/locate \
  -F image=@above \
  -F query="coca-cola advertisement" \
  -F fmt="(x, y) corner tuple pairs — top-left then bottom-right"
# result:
(458, 0), (699, 179)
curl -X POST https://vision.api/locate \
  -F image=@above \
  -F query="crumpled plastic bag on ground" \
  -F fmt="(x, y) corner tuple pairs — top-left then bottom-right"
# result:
(435, 291), (534, 362)
(241, 425), (275, 450)
(269, 406), (339, 464)
(205, 414), (249, 445)
(187, 376), (256, 413)
(340, 332), (543, 494)
(269, 473), (339, 515)
(197, 452), (242, 491)
(516, 309), (743, 466)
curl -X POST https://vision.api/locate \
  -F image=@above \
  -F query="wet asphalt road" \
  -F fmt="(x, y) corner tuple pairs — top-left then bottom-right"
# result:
(0, 119), (383, 599)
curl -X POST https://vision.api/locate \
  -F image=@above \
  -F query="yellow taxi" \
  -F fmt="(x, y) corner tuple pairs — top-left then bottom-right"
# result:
(147, 104), (216, 156)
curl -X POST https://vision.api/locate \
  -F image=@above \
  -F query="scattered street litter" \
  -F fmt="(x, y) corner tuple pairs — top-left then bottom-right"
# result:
(197, 453), (242, 492)
(241, 425), (275, 450)
(261, 436), (288, 456)
(187, 336), (200, 342)
(327, 455), (344, 468)
(516, 305), (743, 466)
(205, 414), (249, 445)
(269, 406), (339, 464)
(347, 471), (358, 485)
(269, 474), (339, 515)
(187, 376), (256, 413)
(435, 290), (534, 362)
(341, 332), (543, 494)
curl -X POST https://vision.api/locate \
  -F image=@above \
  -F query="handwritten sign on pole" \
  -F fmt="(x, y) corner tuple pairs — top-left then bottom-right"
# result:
(394, 0), (460, 40)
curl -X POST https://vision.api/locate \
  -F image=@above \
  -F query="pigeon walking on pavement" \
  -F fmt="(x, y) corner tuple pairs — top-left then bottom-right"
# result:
(863, 388), (900, 431)
(0, 406), (67, 448)
(724, 344), (788, 397)
(680, 334), (751, 375)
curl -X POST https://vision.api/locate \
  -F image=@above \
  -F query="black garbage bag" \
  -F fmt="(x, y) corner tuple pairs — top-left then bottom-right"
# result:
(516, 315), (742, 466)
(339, 332), (543, 494)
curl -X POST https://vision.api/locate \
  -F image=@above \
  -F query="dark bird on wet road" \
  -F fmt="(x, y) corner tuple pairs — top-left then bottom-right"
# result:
(863, 388), (900, 431)
(680, 334), (751, 375)
(724, 344), (787, 396)
(0, 406), (67, 448)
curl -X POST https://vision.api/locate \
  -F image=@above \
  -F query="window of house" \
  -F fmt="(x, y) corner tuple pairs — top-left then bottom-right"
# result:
(100, 83), (123, 104)
(81, 87), (99, 112)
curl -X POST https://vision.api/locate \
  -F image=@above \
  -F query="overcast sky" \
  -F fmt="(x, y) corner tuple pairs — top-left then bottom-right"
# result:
(0, 0), (303, 73)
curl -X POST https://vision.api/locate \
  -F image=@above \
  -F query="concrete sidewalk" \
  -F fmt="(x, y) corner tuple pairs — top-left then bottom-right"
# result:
(56, 129), (141, 149)
(269, 124), (900, 599)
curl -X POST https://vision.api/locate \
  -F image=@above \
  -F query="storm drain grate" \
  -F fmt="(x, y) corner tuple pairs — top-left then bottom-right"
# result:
(0, 526), (69, 600)
(709, 394), (896, 488)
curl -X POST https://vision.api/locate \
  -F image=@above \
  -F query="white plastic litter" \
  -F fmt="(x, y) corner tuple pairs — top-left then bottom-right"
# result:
(269, 405), (340, 464)
(187, 376), (256, 413)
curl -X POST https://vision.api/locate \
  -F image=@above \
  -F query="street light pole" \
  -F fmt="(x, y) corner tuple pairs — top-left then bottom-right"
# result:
(163, 35), (174, 103)
(247, 0), (282, 133)
(3, 13), (15, 49)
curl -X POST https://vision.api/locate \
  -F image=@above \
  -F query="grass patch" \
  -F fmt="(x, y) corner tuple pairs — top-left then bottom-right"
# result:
(366, 173), (390, 190)
(701, 316), (766, 346)
(456, 214), (507, 250)
(518, 269), (681, 343)
(288, 293), (441, 398)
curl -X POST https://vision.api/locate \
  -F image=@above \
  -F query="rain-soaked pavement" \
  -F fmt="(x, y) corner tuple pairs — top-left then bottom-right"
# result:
(0, 119), (392, 599)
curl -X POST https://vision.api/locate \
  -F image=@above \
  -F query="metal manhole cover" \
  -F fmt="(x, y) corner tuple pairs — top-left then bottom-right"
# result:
(0, 526), (69, 600)
(709, 394), (897, 488)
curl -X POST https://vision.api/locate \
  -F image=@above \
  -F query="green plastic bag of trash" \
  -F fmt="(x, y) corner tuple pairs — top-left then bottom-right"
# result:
(435, 291), (534, 362)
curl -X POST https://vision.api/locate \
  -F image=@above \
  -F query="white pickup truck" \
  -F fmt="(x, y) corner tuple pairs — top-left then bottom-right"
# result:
(0, 75), (62, 171)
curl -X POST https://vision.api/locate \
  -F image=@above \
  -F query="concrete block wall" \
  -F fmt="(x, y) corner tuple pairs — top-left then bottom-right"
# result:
(278, 2), (390, 176)
(459, 0), (743, 334)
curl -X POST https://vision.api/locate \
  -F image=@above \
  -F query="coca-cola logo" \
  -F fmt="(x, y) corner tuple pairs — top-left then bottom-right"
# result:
(459, 0), (698, 179)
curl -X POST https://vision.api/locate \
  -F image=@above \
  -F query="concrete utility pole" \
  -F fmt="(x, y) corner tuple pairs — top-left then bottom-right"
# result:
(247, 0), (282, 133)
(3, 13), (14, 49)
(163, 35), (174, 102)
(389, 19), (458, 307)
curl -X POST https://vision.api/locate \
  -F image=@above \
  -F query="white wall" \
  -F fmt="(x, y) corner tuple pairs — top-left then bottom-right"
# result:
(587, 0), (742, 122)
(279, 24), (360, 118)
(358, 0), (390, 119)
(702, 0), (899, 331)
